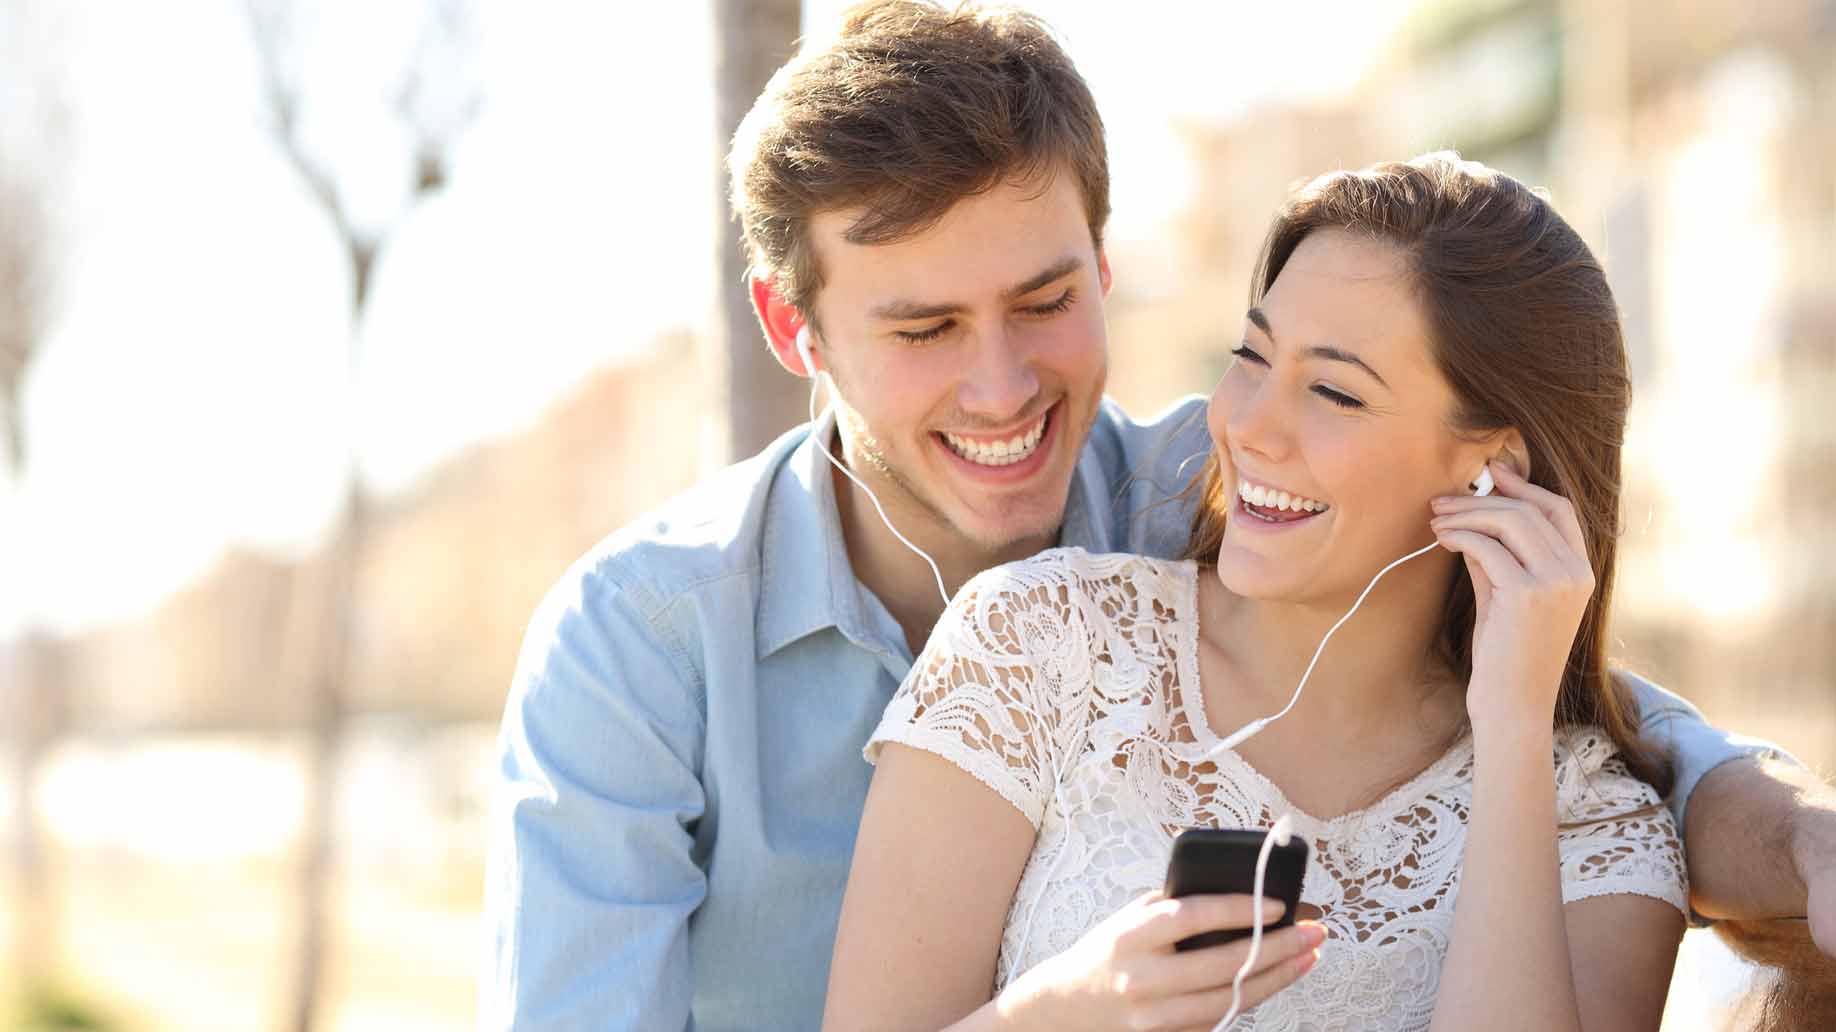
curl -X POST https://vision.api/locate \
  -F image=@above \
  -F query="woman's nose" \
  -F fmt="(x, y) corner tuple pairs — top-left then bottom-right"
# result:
(1225, 381), (1291, 462)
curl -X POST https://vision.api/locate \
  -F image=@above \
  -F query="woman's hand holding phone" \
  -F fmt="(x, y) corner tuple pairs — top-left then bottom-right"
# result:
(993, 890), (1323, 1031)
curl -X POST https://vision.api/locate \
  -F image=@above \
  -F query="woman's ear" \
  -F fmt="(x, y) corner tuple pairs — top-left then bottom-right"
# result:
(1493, 429), (1531, 483)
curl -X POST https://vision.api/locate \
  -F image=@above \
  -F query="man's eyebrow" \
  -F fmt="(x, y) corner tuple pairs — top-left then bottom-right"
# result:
(1244, 306), (1391, 389)
(868, 255), (1084, 321)
(1001, 255), (1083, 302)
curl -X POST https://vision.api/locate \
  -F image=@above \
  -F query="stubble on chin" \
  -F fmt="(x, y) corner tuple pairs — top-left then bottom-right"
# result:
(836, 407), (1065, 556)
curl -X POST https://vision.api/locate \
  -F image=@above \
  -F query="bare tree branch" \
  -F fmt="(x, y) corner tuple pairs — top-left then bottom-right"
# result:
(0, 0), (71, 994)
(395, 0), (483, 196)
(245, 0), (345, 233)
(0, 175), (48, 474)
(241, 3), (479, 1029)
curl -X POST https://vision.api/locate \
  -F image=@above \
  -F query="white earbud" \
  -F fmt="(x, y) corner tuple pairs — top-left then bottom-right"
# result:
(1472, 464), (1495, 498)
(795, 325), (817, 377)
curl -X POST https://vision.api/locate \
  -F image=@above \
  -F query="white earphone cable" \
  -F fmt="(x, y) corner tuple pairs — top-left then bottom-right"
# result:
(800, 328), (951, 609)
(1213, 813), (1297, 1031)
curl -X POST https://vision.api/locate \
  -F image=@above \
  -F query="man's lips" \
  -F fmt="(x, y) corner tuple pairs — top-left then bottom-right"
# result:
(933, 402), (1059, 478)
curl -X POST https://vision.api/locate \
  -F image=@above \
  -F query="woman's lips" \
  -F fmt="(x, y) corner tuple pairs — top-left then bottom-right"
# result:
(1233, 493), (1326, 530)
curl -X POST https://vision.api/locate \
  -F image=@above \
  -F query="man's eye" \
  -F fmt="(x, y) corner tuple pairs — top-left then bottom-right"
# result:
(896, 322), (951, 343)
(1024, 288), (1076, 316)
(1229, 343), (1266, 366)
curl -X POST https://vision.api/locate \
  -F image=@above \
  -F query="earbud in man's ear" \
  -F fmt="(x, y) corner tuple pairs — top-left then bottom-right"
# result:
(1471, 464), (1495, 497)
(794, 326), (816, 376)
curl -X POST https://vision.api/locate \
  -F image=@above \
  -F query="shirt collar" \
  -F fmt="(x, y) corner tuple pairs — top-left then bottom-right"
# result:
(755, 407), (910, 667)
(1059, 419), (1117, 552)
(754, 403), (1130, 663)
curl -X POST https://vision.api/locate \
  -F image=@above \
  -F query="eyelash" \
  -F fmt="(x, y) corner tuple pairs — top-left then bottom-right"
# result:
(1228, 343), (1365, 410)
(894, 288), (1078, 344)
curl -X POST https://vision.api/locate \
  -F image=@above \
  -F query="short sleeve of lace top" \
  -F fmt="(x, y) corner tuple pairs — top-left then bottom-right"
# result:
(865, 550), (1094, 830)
(1553, 727), (1689, 915)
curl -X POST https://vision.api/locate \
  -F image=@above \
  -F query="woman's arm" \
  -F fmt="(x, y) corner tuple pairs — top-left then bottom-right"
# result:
(1427, 724), (1582, 1031)
(1429, 462), (1686, 1029)
(823, 742), (1037, 1027)
(1564, 894), (1685, 1028)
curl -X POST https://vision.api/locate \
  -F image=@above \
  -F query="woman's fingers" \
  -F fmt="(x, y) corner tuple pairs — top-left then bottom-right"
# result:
(1433, 527), (1527, 592)
(1150, 921), (1326, 995)
(1156, 943), (1322, 1030)
(1122, 895), (1286, 953)
(1480, 461), (1590, 560)
(1429, 505), (1562, 577)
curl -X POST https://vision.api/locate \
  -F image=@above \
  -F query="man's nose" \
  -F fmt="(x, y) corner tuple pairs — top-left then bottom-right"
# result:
(957, 329), (1039, 422)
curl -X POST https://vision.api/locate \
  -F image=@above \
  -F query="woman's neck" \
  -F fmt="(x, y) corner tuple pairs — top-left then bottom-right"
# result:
(1198, 553), (1467, 737)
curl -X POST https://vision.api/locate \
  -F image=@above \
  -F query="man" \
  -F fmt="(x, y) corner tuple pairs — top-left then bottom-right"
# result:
(480, 3), (1836, 1029)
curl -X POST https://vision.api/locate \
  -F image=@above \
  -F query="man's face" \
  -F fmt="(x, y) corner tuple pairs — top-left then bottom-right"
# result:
(805, 171), (1111, 559)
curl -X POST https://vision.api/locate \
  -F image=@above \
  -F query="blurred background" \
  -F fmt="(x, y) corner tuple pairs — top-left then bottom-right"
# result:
(0, 0), (1830, 1028)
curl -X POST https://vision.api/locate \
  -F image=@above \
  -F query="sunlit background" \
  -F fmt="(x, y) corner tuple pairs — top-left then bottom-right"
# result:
(0, 0), (1831, 1028)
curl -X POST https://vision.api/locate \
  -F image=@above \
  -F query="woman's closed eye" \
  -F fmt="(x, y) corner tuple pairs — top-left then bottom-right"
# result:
(1229, 343), (1366, 410)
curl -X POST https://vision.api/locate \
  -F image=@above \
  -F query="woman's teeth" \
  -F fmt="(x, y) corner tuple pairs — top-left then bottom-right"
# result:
(943, 417), (1046, 467)
(1237, 478), (1328, 514)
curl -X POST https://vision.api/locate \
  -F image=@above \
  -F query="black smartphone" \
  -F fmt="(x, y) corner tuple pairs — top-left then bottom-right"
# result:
(1163, 828), (1309, 951)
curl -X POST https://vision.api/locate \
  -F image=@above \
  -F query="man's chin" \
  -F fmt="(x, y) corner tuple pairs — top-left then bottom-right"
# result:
(950, 508), (1064, 560)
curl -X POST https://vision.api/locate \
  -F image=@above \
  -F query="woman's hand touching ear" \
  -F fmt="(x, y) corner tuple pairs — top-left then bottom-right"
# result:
(1428, 461), (1595, 737)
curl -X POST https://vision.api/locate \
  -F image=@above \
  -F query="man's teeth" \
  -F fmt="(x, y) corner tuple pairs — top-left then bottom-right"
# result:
(1237, 478), (1327, 513)
(942, 418), (1047, 467)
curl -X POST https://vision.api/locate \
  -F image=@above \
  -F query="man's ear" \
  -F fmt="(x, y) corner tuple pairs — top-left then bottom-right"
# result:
(1097, 247), (1113, 298)
(749, 276), (814, 377)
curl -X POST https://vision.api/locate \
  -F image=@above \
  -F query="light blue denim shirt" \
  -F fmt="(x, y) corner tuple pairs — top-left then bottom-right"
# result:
(480, 396), (1780, 1032)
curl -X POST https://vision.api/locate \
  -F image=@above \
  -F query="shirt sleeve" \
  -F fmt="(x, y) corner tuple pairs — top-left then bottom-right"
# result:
(1617, 670), (1800, 834)
(864, 557), (1087, 830)
(1553, 727), (1690, 917)
(480, 568), (704, 1032)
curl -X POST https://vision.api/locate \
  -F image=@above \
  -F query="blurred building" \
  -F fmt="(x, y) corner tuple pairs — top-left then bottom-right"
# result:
(58, 333), (703, 735)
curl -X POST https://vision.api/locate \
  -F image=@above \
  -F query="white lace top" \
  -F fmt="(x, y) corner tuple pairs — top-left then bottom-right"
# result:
(865, 548), (1687, 1031)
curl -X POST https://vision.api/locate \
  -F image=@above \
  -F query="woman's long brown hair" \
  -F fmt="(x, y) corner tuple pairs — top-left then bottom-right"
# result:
(1185, 152), (1669, 793)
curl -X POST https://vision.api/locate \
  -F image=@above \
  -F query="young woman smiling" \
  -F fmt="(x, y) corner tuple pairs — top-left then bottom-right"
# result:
(824, 153), (1686, 1031)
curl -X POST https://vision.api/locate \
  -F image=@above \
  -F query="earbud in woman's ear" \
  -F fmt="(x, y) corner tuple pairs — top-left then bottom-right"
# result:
(1472, 464), (1496, 497)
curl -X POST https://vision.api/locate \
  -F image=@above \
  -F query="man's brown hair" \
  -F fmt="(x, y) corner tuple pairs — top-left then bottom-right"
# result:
(728, 0), (1110, 327)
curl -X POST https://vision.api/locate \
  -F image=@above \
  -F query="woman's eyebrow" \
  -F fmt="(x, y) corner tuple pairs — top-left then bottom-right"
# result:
(1246, 306), (1391, 389)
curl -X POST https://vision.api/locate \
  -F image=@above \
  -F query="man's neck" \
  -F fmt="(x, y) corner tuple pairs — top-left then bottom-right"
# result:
(830, 460), (1051, 657)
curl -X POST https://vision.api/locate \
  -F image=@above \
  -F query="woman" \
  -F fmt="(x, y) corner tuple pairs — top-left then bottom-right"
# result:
(823, 153), (1688, 1031)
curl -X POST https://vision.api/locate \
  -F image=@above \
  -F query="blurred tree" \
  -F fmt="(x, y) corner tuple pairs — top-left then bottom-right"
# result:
(243, 3), (480, 1030)
(0, 0), (68, 993)
(708, 0), (804, 465)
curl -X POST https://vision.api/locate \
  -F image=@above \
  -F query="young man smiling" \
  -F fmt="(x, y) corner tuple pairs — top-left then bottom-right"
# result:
(479, 3), (1836, 1030)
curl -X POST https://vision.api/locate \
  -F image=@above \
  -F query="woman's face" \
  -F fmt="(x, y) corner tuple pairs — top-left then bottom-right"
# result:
(1207, 228), (1491, 604)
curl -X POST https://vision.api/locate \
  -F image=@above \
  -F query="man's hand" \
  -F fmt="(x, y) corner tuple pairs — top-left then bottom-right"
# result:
(1789, 779), (1836, 958)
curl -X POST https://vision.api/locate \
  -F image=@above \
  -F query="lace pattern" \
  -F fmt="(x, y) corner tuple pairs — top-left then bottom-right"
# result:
(865, 548), (1688, 1031)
